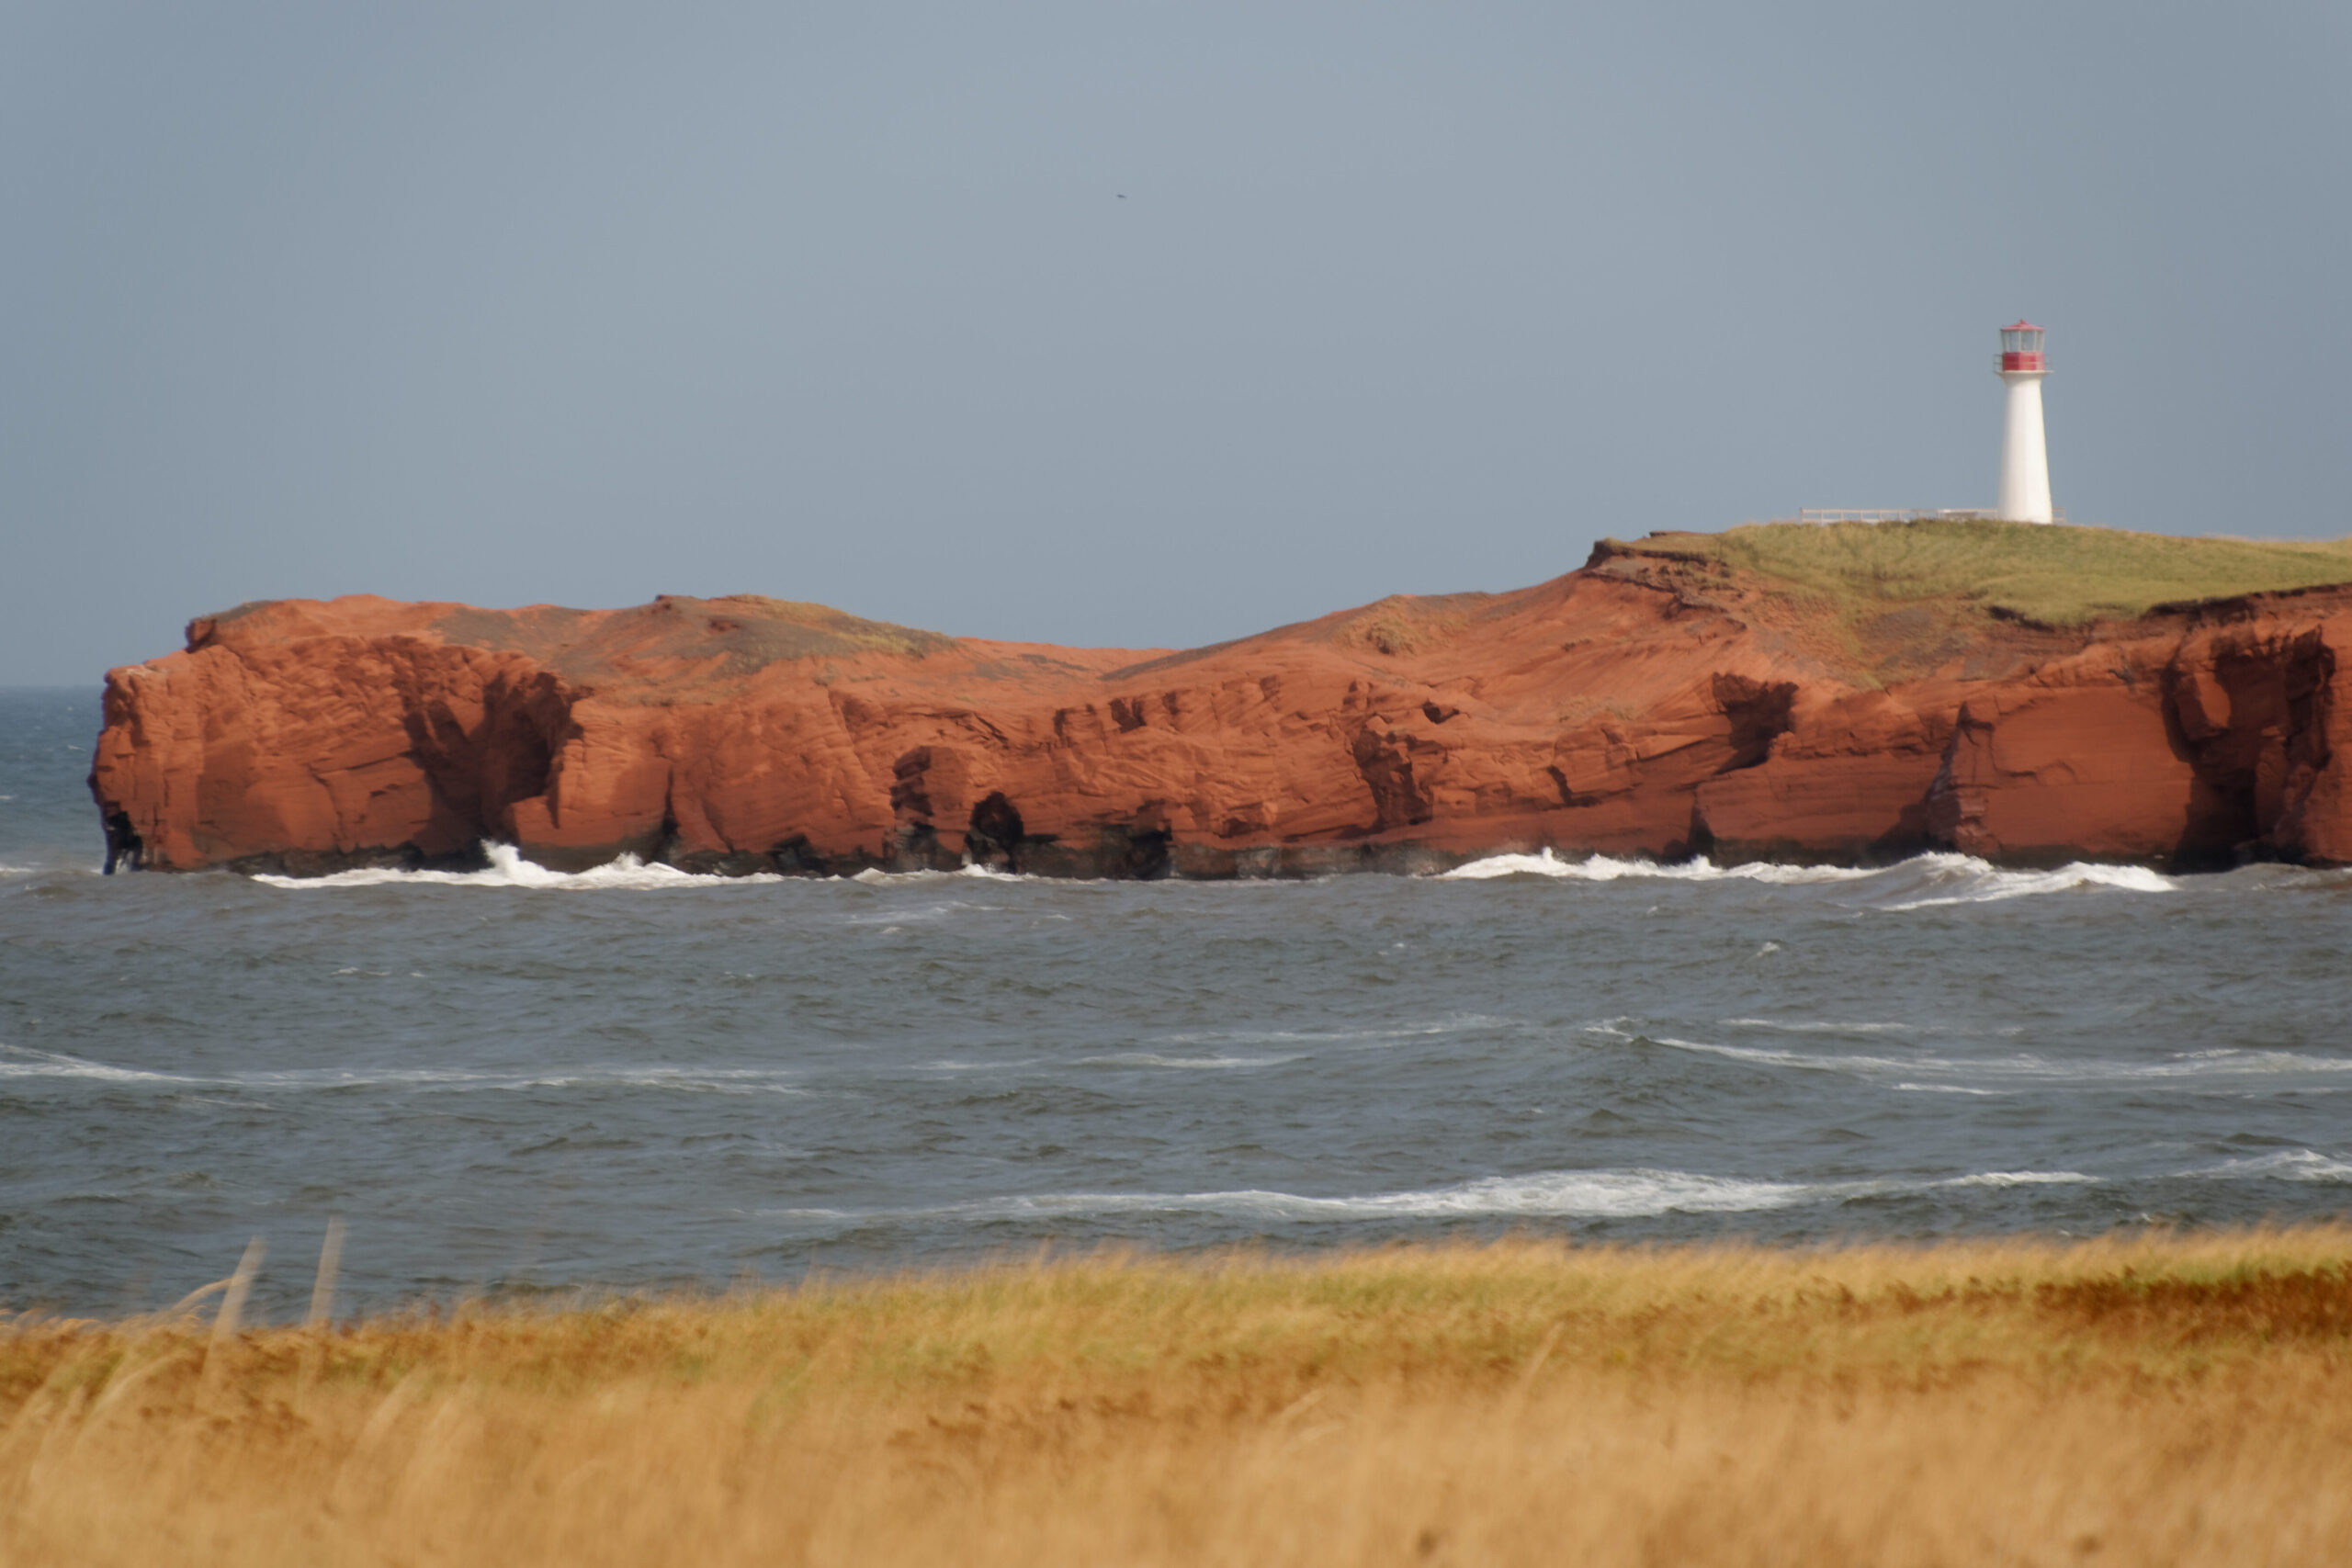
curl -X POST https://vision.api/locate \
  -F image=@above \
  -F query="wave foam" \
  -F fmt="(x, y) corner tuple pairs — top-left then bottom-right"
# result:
(252, 842), (779, 890)
(232, 840), (2189, 905)
(1936, 1169), (2097, 1188)
(1158, 1016), (1514, 1050)
(0, 1044), (206, 1085)
(775, 1168), (1829, 1225)
(769, 1164), (2126, 1230)
(1438, 848), (2177, 908)
(1879, 859), (2176, 910)
(2183, 1149), (2352, 1182)
(850, 864), (1039, 886)
(1724, 1017), (1921, 1035)
(1440, 849), (1873, 885)
(1076, 1053), (1305, 1071)
(0, 1044), (803, 1096)
(1652, 1034), (2352, 1089)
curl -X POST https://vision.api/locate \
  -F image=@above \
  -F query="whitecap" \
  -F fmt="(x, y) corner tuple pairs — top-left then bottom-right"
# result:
(237, 1064), (806, 1096)
(1935, 1169), (2097, 1188)
(769, 1168), (1831, 1224)
(1437, 847), (2179, 909)
(849, 863), (1040, 886)
(0, 859), (97, 880)
(252, 841), (779, 890)
(1724, 1017), (1919, 1035)
(1075, 1052), (1306, 1070)
(1439, 849), (1875, 884)
(843, 899), (1007, 925)
(1653, 1036), (1920, 1075)
(1156, 1016), (1512, 1049)
(1879, 859), (2176, 910)
(0, 1044), (208, 1085)
(764, 1164), (2129, 1229)
(0, 1045), (803, 1096)
(1649, 1033), (2352, 1090)
(2177, 1148), (2352, 1182)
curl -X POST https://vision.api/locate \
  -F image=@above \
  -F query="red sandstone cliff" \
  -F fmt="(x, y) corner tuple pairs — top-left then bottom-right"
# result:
(87, 537), (2352, 877)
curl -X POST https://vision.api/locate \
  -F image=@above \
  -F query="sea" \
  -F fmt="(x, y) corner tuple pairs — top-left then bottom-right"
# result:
(4, 685), (2348, 1321)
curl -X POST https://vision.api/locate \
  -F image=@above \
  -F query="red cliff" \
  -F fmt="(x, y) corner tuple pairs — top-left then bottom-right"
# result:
(87, 526), (2352, 877)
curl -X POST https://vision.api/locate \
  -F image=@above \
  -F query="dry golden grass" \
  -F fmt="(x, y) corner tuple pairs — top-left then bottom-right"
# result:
(6, 1232), (2352, 1566)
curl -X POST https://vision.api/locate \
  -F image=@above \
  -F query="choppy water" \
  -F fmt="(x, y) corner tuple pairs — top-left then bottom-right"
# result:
(4, 686), (2349, 1319)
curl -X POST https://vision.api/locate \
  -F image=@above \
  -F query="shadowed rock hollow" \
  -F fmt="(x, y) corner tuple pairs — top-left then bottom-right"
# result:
(88, 523), (2352, 877)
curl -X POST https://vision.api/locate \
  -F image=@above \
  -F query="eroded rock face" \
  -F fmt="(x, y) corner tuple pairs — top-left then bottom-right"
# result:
(1924, 604), (2349, 867)
(86, 552), (2352, 877)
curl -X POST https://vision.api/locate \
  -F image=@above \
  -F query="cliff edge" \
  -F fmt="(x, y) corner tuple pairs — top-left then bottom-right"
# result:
(88, 521), (2352, 877)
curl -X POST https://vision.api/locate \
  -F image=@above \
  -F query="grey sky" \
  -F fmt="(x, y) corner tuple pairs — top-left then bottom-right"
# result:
(5, 2), (2347, 683)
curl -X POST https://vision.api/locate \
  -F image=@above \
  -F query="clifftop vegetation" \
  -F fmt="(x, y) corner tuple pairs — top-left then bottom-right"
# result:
(1607, 518), (2352, 628)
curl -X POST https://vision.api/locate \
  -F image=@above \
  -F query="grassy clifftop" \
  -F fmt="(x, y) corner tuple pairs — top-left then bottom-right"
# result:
(1613, 519), (2352, 627)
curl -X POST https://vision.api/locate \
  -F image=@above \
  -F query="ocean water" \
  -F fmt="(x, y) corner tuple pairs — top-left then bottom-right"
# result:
(4, 686), (2349, 1320)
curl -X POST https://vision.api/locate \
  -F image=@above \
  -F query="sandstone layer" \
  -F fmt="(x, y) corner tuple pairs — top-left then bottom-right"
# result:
(88, 534), (2352, 878)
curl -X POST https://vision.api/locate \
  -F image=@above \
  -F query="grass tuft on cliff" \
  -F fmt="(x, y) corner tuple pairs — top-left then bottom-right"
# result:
(1618, 518), (2352, 627)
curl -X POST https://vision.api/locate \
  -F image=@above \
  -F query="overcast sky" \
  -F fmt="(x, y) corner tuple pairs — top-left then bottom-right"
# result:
(4, 2), (2347, 683)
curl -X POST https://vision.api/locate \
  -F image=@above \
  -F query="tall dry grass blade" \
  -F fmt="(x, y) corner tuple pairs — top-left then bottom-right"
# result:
(165, 1278), (234, 1318)
(197, 1236), (266, 1404)
(296, 1218), (346, 1413)
(1511, 1320), (1565, 1396)
(309, 1217), (345, 1327)
(211, 1237), (266, 1348)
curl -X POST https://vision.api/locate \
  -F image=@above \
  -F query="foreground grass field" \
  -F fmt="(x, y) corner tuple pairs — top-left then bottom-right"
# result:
(6, 1232), (2352, 1566)
(1622, 518), (2352, 628)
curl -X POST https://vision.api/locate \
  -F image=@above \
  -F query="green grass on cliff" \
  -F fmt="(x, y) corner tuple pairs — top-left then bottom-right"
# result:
(1628, 519), (2352, 627)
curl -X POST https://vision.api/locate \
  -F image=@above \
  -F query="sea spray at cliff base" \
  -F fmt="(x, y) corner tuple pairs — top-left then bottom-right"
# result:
(1440, 847), (2180, 908)
(7, 687), (2352, 1321)
(240, 840), (2193, 909)
(250, 841), (784, 890)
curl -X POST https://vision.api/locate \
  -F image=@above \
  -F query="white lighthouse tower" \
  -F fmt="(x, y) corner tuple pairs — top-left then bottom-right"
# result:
(1995, 320), (2053, 524)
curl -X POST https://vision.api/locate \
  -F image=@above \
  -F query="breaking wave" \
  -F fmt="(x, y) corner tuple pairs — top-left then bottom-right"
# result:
(236, 841), (2203, 909)
(1439, 848), (2177, 908)
(2183, 1149), (2352, 1182)
(850, 864), (1040, 886)
(0, 1043), (804, 1096)
(1076, 1052), (1306, 1071)
(1877, 857), (2176, 908)
(245, 844), (1057, 891)
(774, 1168), (1827, 1224)
(767, 1150), (2352, 1235)
(1648, 1034), (2352, 1089)
(1440, 850), (1875, 885)
(768, 1165), (2121, 1228)
(252, 842), (781, 890)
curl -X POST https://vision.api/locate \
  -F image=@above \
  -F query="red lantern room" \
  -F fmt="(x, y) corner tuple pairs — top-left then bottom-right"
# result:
(1999, 321), (2046, 373)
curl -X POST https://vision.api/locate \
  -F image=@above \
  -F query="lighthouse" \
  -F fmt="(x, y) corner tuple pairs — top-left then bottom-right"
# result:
(1995, 321), (2053, 524)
